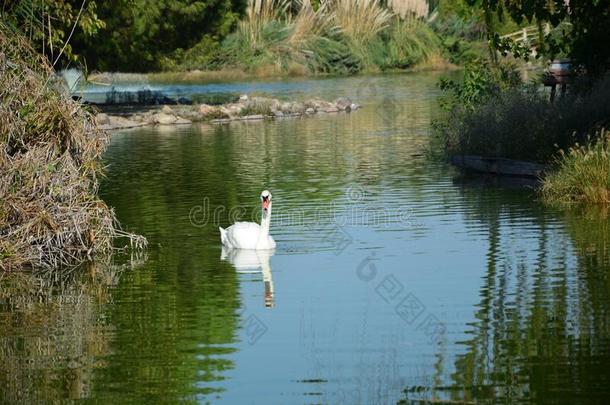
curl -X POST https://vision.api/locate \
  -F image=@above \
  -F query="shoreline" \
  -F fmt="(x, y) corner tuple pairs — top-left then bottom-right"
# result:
(96, 94), (361, 131)
(88, 64), (459, 86)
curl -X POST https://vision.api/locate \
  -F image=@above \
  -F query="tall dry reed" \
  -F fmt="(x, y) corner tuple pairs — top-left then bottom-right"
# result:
(332, 0), (393, 43)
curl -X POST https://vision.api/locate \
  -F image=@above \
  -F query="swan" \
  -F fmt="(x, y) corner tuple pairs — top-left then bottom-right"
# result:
(219, 190), (276, 250)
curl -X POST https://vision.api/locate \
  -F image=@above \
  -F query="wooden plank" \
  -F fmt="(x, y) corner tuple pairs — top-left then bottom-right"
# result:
(450, 155), (548, 178)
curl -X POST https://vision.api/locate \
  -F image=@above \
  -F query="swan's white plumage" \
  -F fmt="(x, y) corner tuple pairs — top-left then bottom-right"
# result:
(219, 222), (276, 250)
(219, 190), (276, 250)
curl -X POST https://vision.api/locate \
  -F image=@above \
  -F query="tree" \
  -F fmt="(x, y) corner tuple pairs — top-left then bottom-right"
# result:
(1, 0), (104, 65)
(71, 0), (247, 72)
(467, 0), (610, 77)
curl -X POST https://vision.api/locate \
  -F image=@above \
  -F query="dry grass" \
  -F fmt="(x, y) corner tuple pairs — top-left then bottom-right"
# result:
(287, 0), (335, 45)
(388, 0), (428, 19)
(332, 0), (393, 43)
(0, 27), (146, 272)
(239, 0), (291, 47)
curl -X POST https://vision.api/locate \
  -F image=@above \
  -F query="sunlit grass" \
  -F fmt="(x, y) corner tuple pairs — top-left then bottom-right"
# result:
(542, 131), (610, 204)
(332, 0), (392, 43)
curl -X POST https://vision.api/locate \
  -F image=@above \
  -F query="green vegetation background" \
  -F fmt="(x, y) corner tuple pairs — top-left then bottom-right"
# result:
(3, 0), (498, 73)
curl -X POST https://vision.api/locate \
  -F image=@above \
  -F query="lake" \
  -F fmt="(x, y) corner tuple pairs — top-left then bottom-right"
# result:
(2, 73), (610, 404)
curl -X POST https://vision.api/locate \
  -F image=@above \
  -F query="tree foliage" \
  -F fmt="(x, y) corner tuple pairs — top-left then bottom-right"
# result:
(467, 0), (610, 77)
(1, 0), (104, 64)
(71, 0), (247, 72)
(2, 0), (247, 72)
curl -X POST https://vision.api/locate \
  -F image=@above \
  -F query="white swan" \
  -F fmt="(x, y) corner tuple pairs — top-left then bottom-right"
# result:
(221, 247), (275, 307)
(219, 190), (276, 250)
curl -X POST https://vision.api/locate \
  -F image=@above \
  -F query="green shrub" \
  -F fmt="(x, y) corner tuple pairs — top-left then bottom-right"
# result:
(436, 88), (568, 162)
(542, 132), (610, 204)
(379, 17), (443, 69)
(434, 64), (610, 163)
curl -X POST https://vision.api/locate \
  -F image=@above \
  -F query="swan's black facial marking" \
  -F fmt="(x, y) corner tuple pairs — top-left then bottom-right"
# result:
(261, 190), (272, 213)
(261, 192), (271, 212)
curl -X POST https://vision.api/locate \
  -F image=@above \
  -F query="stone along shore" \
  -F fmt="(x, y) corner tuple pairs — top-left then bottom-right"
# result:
(96, 94), (360, 130)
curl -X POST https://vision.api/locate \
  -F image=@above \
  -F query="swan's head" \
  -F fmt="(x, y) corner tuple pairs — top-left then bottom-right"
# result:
(260, 190), (272, 212)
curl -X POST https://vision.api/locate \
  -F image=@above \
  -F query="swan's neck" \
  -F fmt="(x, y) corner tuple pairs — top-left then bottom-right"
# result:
(259, 203), (272, 237)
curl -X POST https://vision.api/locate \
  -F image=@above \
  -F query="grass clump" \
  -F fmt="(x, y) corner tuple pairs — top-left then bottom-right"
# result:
(379, 17), (444, 69)
(0, 27), (145, 271)
(542, 131), (610, 204)
(239, 98), (274, 116)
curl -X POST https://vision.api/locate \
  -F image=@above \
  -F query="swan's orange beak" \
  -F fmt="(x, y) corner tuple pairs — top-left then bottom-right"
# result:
(262, 200), (270, 210)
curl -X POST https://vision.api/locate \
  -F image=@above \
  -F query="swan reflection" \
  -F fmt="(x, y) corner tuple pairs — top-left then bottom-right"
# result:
(221, 248), (275, 308)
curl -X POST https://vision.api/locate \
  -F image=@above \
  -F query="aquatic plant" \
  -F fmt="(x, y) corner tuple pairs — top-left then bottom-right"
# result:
(0, 27), (146, 271)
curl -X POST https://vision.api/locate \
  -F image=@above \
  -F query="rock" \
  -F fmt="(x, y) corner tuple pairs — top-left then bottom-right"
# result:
(199, 104), (216, 115)
(294, 102), (306, 114)
(97, 95), (357, 129)
(307, 98), (328, 110)
(221, 104), (243, 117)
(96, 113), (109, 125)
(174, 117), (192, 125)
(153, 112), (177, 125)
(141, 112), (155, 124)
(334, 97), (352, 111)
(283, 101), (305, 114)
(321, 106), (339, 113)
(305, 98), (343, 113)
(270, 99), (281, 111)
(99, 115), (146, 130)
(180, 110), (202, 121)
(241, 114), (264, 121)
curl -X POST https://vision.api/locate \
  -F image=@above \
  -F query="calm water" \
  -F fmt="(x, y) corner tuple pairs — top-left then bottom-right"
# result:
(2, 73), (610, 404)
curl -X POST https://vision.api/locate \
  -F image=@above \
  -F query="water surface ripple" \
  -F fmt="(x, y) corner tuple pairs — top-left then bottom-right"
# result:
(1, 73), (609, 404)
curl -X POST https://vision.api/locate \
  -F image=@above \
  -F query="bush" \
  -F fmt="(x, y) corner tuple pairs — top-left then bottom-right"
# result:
(379, 17), (443, 69)
(434, 63), (610, 162)
(542, 131), (610, 204)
